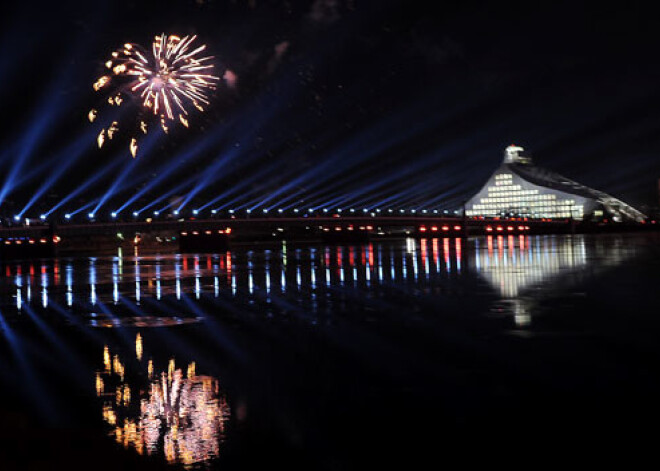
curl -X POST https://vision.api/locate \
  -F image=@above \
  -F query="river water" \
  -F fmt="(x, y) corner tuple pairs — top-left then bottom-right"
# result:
(1, 233), (659, 469)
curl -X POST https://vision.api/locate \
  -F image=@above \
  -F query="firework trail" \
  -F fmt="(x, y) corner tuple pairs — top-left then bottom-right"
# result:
(92, 34), (219, 157)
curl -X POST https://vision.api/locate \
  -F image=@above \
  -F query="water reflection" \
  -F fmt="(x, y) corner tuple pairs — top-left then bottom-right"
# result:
(98, 335), (230, 468)
(0, 235), (638, 328)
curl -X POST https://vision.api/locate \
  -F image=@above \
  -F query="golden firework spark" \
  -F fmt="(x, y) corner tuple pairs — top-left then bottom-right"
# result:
(92, 33), (219, 157)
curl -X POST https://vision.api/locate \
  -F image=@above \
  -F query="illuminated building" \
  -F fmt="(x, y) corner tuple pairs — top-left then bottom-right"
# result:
(465, 145), (646, 222)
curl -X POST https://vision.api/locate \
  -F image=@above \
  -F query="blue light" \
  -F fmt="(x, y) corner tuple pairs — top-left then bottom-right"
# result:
(376, 208), (381, 212)
(111, 212), (117, 218)
(173, 210), (180, 215)
(388, 209), (393, 213)
(433, 209), (438, 214)
(88, 213), (95, 219)
(40, 214), (46, 221)
(422, 209), (427, 213)
(443, 210), (449, 214)
(294, 208), (299, 213)
(309, 208), (314, 212)
(13, 215), (19, 221)
(400, 209), (405, 213)
(363, 208), (368, 213)
(350, 208), (355, 213)
(337, 208), (342, 213)
(411, 209), (416, 214)
(278, 208), (283, 213)
(154, 210), (160, 216)
(323, 208), (328, 213)
(263, 209), (268, 213)
(228, 209), (235, 214)
(133, 211), (139, 217)
(246, 209), (252, 214)
(65, 213), (71, 220)
(192, 209), (199, 215)
(211, 209), (217, 214)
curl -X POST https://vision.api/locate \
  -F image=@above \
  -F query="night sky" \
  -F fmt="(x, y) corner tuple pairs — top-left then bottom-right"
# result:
(2, 0), (660, 217)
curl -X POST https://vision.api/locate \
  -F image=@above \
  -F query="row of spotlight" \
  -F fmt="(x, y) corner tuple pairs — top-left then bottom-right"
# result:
(15, 208), (462, 223)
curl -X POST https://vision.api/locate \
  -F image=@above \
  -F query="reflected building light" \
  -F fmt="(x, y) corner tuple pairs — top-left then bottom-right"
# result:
(412, 244), (419, 281)
(135, 280), (140, 303)
(113, 280), (119, 304)
(248, 271), (254, 295)
(378, 264), (383, 282)
(402, 256), (407, 279)
(231, 272), (236, 296)
(265, 266), (271, 294)
(432, 238), (440, 274)
(16, 289), (22, 311)
(310, 264), (316, 289)
(296, 266), (301, 290)
(455, 238), (462, 273)
(214, 276), (219, 297)
(325, 267), (331, 287)
(406, 237), (416, 254)
(353, 267), (358, 286)
(366, 262), (371, 284)
(176, 279), (181, 300)
(91, 284), (97, 305)
(195, 276), (201, 299)
(27, 284), (32, 303)
(280, 266), (286, 293)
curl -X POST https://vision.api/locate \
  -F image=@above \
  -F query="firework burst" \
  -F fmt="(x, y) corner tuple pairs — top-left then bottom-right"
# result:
(92, 33), (219, 157)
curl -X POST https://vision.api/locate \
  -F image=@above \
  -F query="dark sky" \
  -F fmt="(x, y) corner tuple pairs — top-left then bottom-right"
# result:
(2, 0), (660, 216)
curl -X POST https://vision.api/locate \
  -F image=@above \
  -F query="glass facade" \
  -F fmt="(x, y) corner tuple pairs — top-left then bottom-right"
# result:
(465, 173), (585, 219)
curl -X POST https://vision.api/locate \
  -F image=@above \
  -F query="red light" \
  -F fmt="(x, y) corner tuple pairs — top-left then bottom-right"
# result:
(225, 227), (232, 234)
(335, 226), (342, 231)
(205, 230), (212, 235)
(431, 226), (438, 231)
(507, 226), (514, 231)
(517, 226), (525, 230)
(28, 240), (35, 244)
(52, 235), (61, 244)
(525, 225), (530, 230)
(496, 226), (503, 231)
(366, 225), (373, 230)
(192, 231), (199, 235)
(486, 226), (493, 232)
(181, 231), (188, 236)
(419, 226), (427, 232)
(15, 240), (22, 245)
(40, 238), (47, 244)
(453, 225), (461, 231)
(442, 225), (449, 231)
